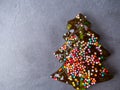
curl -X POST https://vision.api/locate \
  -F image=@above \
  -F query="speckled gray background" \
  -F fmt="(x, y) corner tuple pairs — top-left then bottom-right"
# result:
(0, 0), (120, 90)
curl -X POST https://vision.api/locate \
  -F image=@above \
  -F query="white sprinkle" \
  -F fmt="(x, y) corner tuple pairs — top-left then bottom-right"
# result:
(55, 74), (60, 77)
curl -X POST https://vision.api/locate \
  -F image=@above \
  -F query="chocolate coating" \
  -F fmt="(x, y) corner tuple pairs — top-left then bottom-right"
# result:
(51, 13), (112, 90)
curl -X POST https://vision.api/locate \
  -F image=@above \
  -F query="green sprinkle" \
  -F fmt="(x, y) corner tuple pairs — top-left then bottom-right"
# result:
(62, 66), (64, 69)
(84, 84), (86, 86)
(100, 56), (104, 60)
(94, 39), (97, 42)
(102, 73), (105, 77)
(80, 78), (84, 81)
(64, 58), (66, 61)
(71, 74), (75, 78)
(102, 66), (104, 69)
(87, 79), (91, 83)
(88, 46), (91, 48)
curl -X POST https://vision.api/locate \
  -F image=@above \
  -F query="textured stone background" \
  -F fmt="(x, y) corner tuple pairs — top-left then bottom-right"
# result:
(0, 0), (120, 90)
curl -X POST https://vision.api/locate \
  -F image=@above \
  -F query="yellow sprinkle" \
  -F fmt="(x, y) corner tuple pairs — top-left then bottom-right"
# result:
(75, 79), (78, 82)
(72, 82), (75, 87)
(99, 63), (102, 66)
(76, 87), (80, 90)
(88, 70), (90, 77)
(68, 76), (72, 81)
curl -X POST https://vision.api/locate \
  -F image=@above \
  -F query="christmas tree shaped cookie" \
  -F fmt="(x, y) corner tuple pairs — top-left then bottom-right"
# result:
(51, 13), (113, 90)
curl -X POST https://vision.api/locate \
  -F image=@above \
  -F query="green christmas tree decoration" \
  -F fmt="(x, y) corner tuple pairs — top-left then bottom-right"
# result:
(51, 13), (113, 90)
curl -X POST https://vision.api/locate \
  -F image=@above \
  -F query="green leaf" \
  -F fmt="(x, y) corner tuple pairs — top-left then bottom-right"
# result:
(84, 21), (90, 26)
(81, 88), (86, 90)
(80, 80), (83, 87)
(78, 26), (84, 30)
(80, 33), (84, 39)
(67, 24), (72, 30)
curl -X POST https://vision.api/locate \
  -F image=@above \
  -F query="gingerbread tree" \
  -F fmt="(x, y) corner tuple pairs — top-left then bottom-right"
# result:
(51, 13), (112, 90)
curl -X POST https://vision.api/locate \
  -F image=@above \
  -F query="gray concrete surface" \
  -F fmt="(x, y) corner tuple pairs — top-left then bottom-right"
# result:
(0, 0), (120, 90)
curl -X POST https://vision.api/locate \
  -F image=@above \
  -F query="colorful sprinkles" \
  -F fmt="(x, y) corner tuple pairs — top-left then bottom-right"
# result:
(51, 13), (112, 90)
